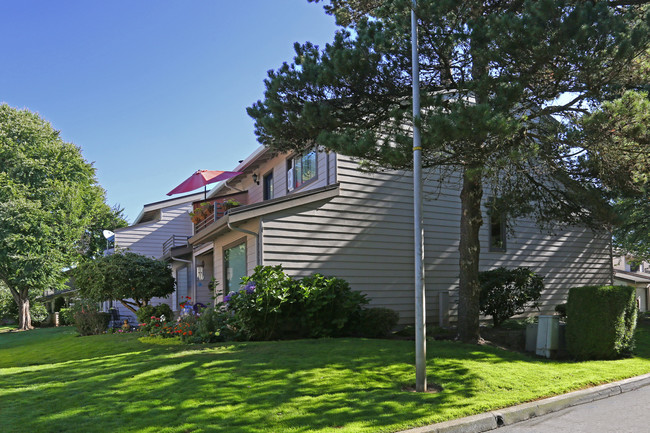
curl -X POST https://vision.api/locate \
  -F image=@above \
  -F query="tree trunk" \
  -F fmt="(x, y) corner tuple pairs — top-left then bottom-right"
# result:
(119, 299), (138, 315)
(9, 287), (33, 331)
(457, 166), (484, 343)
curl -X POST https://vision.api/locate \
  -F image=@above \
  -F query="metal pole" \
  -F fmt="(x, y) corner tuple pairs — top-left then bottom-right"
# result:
(411, 0), (426, 392)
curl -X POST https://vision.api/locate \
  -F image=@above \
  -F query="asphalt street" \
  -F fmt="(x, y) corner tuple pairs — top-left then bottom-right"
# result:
(497, 383), (650, 433)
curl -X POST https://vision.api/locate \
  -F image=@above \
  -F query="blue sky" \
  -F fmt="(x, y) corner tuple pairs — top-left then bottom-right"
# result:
(0, 1), (338, 223)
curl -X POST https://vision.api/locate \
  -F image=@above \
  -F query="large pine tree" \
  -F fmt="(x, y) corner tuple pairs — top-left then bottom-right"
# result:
(248, 0), (650, 342)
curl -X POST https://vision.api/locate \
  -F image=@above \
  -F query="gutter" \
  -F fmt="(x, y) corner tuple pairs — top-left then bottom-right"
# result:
(189, 183), (340, 245)
(170, 257), (191, 264)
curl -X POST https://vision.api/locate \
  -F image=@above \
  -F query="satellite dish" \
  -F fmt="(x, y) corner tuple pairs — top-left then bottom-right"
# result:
(102, 230), (115, 240)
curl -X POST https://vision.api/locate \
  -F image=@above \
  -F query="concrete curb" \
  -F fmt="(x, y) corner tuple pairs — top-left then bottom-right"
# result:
(398, 373), (650, 433)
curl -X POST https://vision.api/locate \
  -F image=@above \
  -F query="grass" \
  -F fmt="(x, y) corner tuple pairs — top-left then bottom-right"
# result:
(2, 324), (650, 433)
(0, 325), (16, 333)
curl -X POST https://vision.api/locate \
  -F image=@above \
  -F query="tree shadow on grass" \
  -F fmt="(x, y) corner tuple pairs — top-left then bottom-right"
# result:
(0, 336), (488, 433)
(4, 326), (650, 433)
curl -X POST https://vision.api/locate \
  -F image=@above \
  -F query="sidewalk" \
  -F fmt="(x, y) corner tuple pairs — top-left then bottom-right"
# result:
(399, 373), (650, 433)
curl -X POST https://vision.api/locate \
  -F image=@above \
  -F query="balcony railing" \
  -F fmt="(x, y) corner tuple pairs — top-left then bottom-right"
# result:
(162, 235), (190, 256)
(192, 191), (249, 235)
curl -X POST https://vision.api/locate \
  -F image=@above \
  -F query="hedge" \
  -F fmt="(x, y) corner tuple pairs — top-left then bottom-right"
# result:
(566, 285), (637, 360)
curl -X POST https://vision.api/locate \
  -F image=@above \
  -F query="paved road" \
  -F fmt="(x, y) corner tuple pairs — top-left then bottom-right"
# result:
(498, 384), (650, 432)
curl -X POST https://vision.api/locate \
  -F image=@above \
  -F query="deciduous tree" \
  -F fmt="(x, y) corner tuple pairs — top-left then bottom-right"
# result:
(74, 251), (175, 315)
(0, 104), (113, 330)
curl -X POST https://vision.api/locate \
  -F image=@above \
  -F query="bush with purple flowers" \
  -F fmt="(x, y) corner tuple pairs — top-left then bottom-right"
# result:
(223, 265), (368, 340)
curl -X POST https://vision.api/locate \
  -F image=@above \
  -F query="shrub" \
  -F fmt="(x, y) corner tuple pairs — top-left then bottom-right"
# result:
(225, 265), (368, 341)
(74, 309), (110, 336)
(59, 307), (74, 325)
(136, 304), (175, 325)
(194, 307), (232, 343)
(566, 285), (637, 360)
(299, 274), (368, 337)
(30, 303), (49, 326)
(479, 267), (544, 327)
(554, 303), (567, 319)
(228, 266), (299, 340)
(358, 307), (399, 338)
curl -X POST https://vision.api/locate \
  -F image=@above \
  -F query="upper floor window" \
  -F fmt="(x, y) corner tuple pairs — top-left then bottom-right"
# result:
(287, 149), (317, 191)
(263, 171), (274, 200)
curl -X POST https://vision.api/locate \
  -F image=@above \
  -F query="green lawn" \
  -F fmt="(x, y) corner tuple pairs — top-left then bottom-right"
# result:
(2, 324), (650, 433)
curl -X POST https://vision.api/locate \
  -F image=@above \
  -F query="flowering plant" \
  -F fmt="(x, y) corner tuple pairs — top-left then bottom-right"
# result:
(179, 296), (206, 316)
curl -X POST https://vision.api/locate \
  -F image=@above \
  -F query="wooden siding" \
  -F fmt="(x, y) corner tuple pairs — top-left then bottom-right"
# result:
(210, 220), (259, 303)
(260, 155), (611, 325)
(115, 201), (193, 259)
(239, 150), (335, 205)
(111, 200), (194, 320)
(195, 251), (214, 306)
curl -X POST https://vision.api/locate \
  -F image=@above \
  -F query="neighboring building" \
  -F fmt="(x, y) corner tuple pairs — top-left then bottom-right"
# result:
(614, 255), (650, 274)
(188, 146), (611, 325)
(614, 255), (650, 312)
(107, 192), (204, 321)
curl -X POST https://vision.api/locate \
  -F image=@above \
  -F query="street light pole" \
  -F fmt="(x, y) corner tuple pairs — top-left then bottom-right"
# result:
(411, 0), (427, 392)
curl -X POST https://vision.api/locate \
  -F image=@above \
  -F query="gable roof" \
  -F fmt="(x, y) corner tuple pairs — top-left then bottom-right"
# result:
(615, 270), (650, 284)
(131, 191), (205, 225)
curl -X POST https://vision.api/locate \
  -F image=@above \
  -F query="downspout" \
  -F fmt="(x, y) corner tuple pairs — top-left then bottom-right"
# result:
(227, 218), (261, 266)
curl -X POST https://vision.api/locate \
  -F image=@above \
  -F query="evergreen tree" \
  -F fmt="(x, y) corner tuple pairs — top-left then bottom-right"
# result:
(248, 0), (650, 342)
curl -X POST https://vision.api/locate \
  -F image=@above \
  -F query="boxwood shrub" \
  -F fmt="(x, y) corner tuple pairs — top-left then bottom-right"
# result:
(566, 285), (637, 360)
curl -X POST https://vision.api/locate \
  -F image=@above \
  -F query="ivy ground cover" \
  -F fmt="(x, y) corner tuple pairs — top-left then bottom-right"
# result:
(2, 324), (650, 433)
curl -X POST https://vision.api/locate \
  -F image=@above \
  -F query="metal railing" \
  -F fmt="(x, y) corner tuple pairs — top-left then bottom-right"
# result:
(162, 235), (190, 256)
(192, 192), (249, 235)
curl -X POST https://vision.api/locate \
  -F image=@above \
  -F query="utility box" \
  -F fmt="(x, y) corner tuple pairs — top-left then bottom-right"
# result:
(536, 315), (560, 358)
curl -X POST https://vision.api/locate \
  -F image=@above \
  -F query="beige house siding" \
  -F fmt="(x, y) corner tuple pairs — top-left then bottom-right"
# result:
(260, 155), (611, 325)
(211, 219), (259, 300)
(233, 149), (334, 205)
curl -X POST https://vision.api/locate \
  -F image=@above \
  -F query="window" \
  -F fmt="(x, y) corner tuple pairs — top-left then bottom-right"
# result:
(224, 241), (247, 294)
(488, 199), (506, 252)
(263, 171), (274, 200)
(287, 149), (317, 191)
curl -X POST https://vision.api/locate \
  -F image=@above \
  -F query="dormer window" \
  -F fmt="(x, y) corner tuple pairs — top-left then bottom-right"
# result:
(287, 149), (317, 191)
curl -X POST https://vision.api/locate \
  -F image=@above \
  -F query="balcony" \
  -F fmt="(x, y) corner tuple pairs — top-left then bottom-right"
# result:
(192, 191), (248, 235)
(162, 234), (191, 258)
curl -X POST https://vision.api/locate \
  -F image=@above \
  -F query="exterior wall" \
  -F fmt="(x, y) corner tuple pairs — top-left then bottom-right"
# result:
(115, 201), (193, 259)
(260, 155), (612, 325)
(614, 256), (650, 274)
(111, 200), (194, 322)
(195, 251), (214, 306)
(236, 149), (336, 206)
(211, 219), (259, 301)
